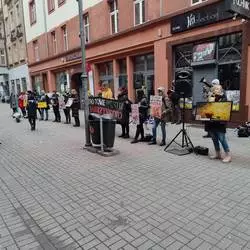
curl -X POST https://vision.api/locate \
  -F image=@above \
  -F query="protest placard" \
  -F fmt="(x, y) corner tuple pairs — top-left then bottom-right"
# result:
(150, 95), (162, 119)
(131, 104), (140, 125)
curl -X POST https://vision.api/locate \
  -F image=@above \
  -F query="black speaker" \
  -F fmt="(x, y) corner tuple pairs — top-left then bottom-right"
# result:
(175, 79), (192, 98)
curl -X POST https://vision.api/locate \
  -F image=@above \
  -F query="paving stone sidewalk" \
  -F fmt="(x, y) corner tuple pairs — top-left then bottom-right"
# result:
(0, 104), (250, 250)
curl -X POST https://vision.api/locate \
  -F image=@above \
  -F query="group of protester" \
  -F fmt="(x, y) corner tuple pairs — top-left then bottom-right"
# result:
(116, 79), (232, 163)
(10, 89), (81, 131)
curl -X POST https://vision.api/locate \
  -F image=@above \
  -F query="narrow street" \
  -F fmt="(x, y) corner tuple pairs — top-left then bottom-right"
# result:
(0, 104), (250, 250)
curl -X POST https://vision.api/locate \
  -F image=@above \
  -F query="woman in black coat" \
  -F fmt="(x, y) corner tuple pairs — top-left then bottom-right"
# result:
(71, 89), (80, 127)
(26, 92), (37, 131)
(131, 89), (148, 144)
(118, 88), (132, 138)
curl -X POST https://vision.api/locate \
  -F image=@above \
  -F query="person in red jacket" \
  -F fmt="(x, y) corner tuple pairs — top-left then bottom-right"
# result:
(18, 92), (27, 117)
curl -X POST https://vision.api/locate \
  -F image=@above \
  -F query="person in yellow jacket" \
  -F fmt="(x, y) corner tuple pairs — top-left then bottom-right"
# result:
(101, 81), (113, 99)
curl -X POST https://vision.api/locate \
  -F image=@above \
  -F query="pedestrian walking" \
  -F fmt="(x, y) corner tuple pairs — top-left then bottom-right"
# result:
(118, 87), (132, 138)
(71, 89), (80, 127)
(26, 92), (37, 131)
(148, 87), (172, 146)
(18, 92), (27, 118)
(10, 92), (18, 114)
(206, 83), (232, 163)
(51, 91), (61, 122)
(131, 89), (148, 144)
(63, 91), (71, 124)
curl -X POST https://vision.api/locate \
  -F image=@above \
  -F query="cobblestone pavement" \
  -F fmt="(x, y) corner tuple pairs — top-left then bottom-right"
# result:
(0, 104), (250, 250)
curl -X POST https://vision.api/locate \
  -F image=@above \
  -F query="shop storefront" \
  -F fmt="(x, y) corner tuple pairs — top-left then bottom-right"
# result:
(133, 53), (154, 100)
(55, 72), (69, 94)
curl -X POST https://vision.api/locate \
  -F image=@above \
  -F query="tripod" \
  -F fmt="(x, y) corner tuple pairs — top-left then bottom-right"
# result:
(164, 94), (195, 153)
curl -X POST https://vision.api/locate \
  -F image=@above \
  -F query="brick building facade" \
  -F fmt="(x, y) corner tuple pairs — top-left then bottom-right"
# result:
(24, 0), (250, 123)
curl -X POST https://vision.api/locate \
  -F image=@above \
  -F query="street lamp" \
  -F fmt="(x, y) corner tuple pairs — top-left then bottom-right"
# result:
(76, 0), (91, 147)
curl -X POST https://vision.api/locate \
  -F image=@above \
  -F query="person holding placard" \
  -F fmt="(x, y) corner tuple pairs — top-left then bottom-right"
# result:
(39, 90), (50, 121)
(149, 87), (172, 146)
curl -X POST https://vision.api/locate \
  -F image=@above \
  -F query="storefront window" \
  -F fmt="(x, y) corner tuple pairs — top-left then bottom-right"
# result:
(98, 62), (114, 96)
(56, 72), (67, 93)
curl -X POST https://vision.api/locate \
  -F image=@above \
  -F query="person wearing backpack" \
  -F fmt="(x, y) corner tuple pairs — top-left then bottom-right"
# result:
(148, 87), (172, 146)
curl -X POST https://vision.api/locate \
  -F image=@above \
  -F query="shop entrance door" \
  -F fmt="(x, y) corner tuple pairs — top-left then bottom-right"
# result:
(192, 65), (217, 106)
(144, 74), (154, 101)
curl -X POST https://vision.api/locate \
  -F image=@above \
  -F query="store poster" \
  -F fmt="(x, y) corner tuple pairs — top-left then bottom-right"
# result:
(150, 95), (162, 119)
(226, 90), (240, 111)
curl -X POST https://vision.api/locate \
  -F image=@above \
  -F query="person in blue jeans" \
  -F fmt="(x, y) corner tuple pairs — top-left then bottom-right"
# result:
(149, 87), (172, 146)
(206, 83), (232, 163)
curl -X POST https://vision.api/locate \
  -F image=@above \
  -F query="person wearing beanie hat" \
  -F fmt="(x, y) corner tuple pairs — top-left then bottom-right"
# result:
(148, 87), (172, 146)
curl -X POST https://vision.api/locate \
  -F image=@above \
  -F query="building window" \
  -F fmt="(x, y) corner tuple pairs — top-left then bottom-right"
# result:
(0, 49), (5, 65)
(29, 0), (36, 25)
(83, 15), (90, 43)
(48, 0), (55, 13)
(62, 26), (68, 51)
(134, 0), (145, 26)
(58, 0), (65, 7)
(51, 31), (57, 54)
(191, 0), (207, 5)
(110, 0), (119, 34)
(33, 40), (39, 62)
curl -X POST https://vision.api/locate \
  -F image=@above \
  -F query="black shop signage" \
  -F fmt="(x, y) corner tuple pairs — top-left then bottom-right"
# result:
(171, 2), (233, 34)
(89, 97), (124, 122)
(225, 0), (250, 19)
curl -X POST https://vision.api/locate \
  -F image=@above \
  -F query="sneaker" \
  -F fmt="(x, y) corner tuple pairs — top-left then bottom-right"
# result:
(119, 134), (125, 138)
(148, 141), (157, 145)
(222, 154), (232, 163)
(160, 141), (166, 146)
(123, 134), (130, 139)
(210, 152), (222, 160)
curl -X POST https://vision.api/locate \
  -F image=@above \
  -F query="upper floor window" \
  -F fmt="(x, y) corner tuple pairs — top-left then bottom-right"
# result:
(48, 0), (55, 13)
(51, 31), (57, 54)
(61, 26), (68, 51)
(29, 0), (37, 25)
(134, 0), (145, 26)
(0, 49), (5, 65)
(191, 0), (207, 5)
(110, 0), (119, 34)
(33, 40), (39, 62)
(83, 15), (90, 43)
(58, 0), (66, 7)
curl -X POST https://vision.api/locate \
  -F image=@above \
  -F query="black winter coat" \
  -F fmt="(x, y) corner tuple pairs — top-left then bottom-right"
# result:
(118, 93), (132, 124)
(27, 99), (37, 117)
(71, 95), (80, 117)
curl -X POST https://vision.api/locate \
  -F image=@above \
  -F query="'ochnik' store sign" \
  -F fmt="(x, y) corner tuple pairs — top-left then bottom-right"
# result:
(171, 0), (250, 34)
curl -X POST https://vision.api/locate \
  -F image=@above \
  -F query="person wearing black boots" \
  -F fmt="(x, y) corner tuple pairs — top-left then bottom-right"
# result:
(63, 91), (71, 124)
(71, 89), (80, 127)
(131, 89), (148, 144)
(26, 92), (37, 131)
(118, 87), (132, 138)
(51, 91), (61, 122)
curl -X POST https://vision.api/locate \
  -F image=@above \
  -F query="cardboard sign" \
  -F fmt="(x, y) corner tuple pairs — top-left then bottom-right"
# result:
(59, 96), (65, 109)
(150, 95), (162, 119)
(89, 97), (124, 122)
(37, 102), (47, 109)
(65, 98), (74, 108)
(131, 104), (140, 125)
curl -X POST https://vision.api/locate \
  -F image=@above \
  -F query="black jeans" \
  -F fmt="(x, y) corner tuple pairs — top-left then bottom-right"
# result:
(21, 108), (26, 117)
(63, 108), (71, 123)
(29, 116), (36, 130)
(135, 123), (144, 140)
(121, 122), (129, 136)
(53, 106), (61, 122)
(74, 116), (80, 126)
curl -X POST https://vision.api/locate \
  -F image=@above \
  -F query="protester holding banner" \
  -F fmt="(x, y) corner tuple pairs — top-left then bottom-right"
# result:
(102, 81), (113, 99)
(149, 87), (172, 146)
(39, 90), (50, 121)
(51, 91), (61, 122)
(18, 92), (27, 118)
(131, 89), (148, 144)
(63, 91), (71, 124)
(71, 89), (80, 127)
(205, 84), (232, 163)
(118, 87), (132, 138)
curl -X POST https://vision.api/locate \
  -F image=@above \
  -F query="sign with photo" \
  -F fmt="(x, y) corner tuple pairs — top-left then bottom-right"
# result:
(150, 95), (162, 119)
(37, 102), (47, 109)
(89, 97), (124, 122)
(131, 104), (140, 125)
(195, 102), (233, 122)
(65, 98), (74, 108)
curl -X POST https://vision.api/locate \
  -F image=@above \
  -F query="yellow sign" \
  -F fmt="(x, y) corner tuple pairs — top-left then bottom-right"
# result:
(37, 102), (47, 109)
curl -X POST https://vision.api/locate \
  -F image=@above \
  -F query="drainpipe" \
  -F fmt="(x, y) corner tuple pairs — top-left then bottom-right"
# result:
(42, 0), (49, 57)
